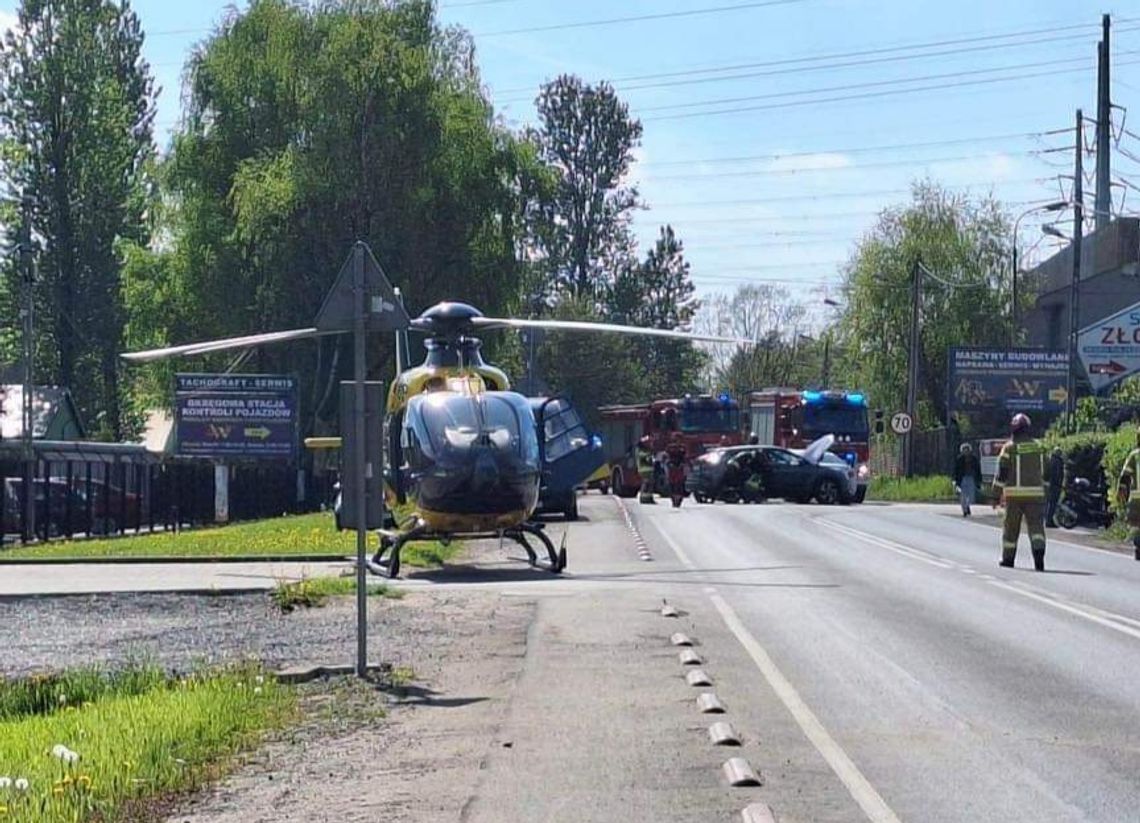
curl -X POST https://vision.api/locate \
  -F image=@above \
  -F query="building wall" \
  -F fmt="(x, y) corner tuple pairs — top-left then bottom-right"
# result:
(1023, 218), (1140, 350)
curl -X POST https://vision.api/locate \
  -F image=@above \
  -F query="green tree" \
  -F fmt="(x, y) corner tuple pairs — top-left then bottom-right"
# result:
(537, 295), (648, 426)
(835, 182), (1012, 427)
(608, 225), (704, 397)
(533, 75), (642, 302)
(123, 0), (538, 433)
(0, 0), (156, 437)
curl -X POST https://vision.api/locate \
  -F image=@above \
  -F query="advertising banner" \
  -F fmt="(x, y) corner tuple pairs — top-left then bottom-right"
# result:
(175, 374), (298, 460)
(949, 348), (1070, 415)
(1077, 300), (1140, 393)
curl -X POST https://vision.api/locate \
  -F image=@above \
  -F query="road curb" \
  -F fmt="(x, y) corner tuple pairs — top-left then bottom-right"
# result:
(0, 587), (270, 602)
(723, 757), (762, 787)
(741, 802), (777, 822)
(0, 553), (351, 566)
(274, 662), (388, 684)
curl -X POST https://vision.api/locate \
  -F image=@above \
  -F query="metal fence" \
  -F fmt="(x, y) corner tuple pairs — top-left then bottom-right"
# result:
(0, 441), (329, 547)
(870, 428), (953, 478)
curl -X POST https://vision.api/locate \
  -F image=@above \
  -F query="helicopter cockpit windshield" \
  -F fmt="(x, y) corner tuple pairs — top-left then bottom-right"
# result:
(403, 391), (539, 468)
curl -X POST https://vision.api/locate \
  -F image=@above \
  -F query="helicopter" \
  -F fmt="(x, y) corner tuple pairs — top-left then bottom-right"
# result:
(123, 280), (748, 578)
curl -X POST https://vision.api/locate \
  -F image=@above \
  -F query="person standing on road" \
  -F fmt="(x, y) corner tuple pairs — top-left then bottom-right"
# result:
(636, 438), (656, 505)
(953, 443), (982, 517)
(1046, 446), (1065, 528)
(1116, 427), (1140, 560)
(993, 413), (1047, 571)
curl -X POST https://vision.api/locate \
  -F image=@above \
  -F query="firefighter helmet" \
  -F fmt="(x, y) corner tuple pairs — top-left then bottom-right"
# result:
(1010, 413), (1032, 434)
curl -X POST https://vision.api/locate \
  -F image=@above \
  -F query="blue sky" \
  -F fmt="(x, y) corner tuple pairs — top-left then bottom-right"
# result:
(2, 0), (1136, 317)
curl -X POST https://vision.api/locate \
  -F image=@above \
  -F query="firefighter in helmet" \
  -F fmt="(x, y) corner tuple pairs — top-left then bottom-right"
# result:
(1115, 426), (1140, 561)
(993, 412), (1047, 571)
(636, 436), (656, 504)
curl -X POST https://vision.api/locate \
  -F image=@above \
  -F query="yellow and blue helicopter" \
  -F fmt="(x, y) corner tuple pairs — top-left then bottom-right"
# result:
(124, 295), (746, 577)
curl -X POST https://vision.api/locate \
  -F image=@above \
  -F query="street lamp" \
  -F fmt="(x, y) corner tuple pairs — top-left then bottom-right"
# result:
(1011, 200), (1068, 341)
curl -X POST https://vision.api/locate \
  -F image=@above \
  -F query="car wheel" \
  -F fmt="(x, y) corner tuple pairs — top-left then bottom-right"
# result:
(815, 478), (840, 505)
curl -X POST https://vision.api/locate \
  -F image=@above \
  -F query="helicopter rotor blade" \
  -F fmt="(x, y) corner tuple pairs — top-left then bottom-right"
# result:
(470, 316), (755, 346)
(121, 327), (342, 363)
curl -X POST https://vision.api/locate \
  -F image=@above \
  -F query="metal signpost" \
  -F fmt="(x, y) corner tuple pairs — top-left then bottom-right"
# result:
(314, 242), (409, 678)
(948, 348), (1070, 416)
(1076, 300), (1140, 394)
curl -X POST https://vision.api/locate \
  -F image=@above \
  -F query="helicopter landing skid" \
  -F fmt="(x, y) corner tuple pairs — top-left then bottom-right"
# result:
(503, 521), (567, 573)
(367, 520), (430, 580)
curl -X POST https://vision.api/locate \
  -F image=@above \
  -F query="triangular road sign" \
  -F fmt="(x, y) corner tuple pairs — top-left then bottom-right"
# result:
(315, 242), (411, 332)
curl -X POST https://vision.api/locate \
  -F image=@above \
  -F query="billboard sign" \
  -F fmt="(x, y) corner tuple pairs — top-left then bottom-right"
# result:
(949, 348), (1070, 415)
(1077, 300), (1140, 393)
(175, 374), (298, 460)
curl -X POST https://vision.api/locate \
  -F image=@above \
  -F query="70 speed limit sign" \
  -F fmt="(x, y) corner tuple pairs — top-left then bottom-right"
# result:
(890, 412), (913, 435)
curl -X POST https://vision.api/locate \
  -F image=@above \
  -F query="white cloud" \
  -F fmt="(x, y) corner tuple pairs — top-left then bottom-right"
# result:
(929, 152), (1017, 184)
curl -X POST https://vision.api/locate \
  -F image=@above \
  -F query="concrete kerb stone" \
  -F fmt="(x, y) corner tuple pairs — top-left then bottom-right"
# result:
(686, 669), (713, 687)
(708, 721), (742, 746)
(697, 692), (726, 714)
(741, 802), (777, 823)
(723, 757), (762, 787)
(678, 649), (703, 666)
(0, 587), (269, 602)
(671, 632), (694, 647)
(274, 663), (388, 684)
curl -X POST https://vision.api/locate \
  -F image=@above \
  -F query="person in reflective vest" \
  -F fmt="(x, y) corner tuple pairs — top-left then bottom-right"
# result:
(1116, 427), (1140, 561)
(993, 413), (1047, 571)
(636, 437), (656, 504)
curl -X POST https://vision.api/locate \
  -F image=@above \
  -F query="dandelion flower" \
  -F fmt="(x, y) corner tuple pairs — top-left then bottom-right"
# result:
(52, 786), (64, 797)
(0, 803), (7, 815)
(57, 693), (67, 705)
(51, 744), (69, 759)
(76, 775), (92, 789)
(13, 780), (27, 792)
(254, 686), (263, 695)
(255, 675), (265, 685)
(0, 777), (9, 789)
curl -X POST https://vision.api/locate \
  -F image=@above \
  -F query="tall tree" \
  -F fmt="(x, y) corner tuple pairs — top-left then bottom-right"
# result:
(121, 0), (538, 434)
(608, 224), (703, 397)
(0, 0), (156, 438)
(533, 75), (642, 302)
(835, 181), (1012, 427)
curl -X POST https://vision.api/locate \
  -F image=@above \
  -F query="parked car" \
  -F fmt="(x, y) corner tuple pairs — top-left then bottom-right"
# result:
(790, 448), (858, 504)
(687, 442), (853, 505)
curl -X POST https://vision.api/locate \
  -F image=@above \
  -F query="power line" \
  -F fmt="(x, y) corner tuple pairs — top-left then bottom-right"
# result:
(654, 180), (1046, 209)
(643, 59), (1140, 122)
(496, 24), (1140, 102)
(495, 18), (1125, 95)
(477, 0), (807, 37)
(636, 52), (1137, 114)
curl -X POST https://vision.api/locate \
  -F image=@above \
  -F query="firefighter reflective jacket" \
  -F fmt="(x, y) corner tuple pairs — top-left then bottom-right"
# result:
(995, 439), (1046, 500)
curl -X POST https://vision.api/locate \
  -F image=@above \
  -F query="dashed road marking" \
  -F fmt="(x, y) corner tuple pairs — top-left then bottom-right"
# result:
(614, 497), (654, 561)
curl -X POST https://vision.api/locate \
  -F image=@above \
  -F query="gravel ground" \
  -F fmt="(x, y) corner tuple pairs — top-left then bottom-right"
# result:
(6, 587), (512, 679)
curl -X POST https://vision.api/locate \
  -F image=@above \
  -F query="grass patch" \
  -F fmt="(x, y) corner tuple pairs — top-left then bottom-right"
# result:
(1, 512), (455, 564)
(0, 663), (292, 822)
(868, 475), (957, 502)
(271, 576), (404, 613)
(402, 540), (462, 568)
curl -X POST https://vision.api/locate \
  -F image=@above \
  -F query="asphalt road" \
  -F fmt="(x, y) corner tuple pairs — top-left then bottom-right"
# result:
(633, 498), (1140, 823)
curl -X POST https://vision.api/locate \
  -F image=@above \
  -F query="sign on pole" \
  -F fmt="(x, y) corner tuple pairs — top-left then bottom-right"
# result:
(890, 412), (912, 435)
(1077, 300), (1140, 393)
(175, 374), (298, 459)
(948, 348), (1070, 415)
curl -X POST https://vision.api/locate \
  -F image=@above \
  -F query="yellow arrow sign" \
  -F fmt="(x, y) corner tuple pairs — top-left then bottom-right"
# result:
(1048, 387), (1068, 404)
(244, 426), (272, 440)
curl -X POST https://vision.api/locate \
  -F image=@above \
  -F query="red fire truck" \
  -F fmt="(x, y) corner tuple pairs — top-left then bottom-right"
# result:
(598, 394), (743, 497)
(747, 388), (872, 502)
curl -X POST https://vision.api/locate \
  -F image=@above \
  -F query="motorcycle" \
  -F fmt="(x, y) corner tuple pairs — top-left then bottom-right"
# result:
(1056, 477), (1114, 530)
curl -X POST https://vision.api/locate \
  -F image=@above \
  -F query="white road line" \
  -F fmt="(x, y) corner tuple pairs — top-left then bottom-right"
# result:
(987, 579), (1140, 641)
(823, 518), (1140, 643)
(818, 520), (954, 569)
(644, 514), (901, 823)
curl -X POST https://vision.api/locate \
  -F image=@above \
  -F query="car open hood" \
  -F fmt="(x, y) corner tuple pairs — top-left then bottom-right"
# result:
(801, 434), (836, 465)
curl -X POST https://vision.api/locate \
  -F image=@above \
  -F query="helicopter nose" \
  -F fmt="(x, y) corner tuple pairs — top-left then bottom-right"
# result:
(472, 451), (500, 489)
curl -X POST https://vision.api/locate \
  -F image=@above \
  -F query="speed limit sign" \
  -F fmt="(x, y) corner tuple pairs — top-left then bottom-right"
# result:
(890, 412), (913, 435)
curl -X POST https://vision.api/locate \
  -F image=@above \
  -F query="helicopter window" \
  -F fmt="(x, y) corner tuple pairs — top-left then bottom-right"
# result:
(403, 392), (538, 464)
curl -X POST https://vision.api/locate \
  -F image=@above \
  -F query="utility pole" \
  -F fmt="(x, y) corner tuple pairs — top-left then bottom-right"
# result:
(821, 332), (831, 387)
(1095, 14), (1112, 231)
(17, 202), (36, 540)
(904, 259), (922, 477)
(1067, 109), (1084, 433)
